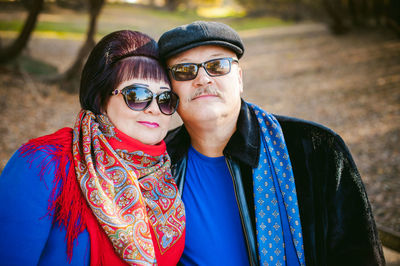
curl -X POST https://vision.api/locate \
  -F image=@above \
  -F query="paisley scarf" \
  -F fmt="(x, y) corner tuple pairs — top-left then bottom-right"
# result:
(72, 110), (185, 265)
(250, 103), (306, 266)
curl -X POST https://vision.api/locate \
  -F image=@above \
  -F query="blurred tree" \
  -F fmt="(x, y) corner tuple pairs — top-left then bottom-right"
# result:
(387, 0), (400, 33)
(165, 0), (182, 10)
(149, 0), (156, 7)
(235, 0), (308, 21)
(235, 0), (266, 16)
(0, 0), (44, 64)
(20, 0), (39, 9)
(53, 0), (105, 92)
(321, 0), (400, 35)
(55, 0), (87, 11)
(164, 0), (220, 11)
(233, 0), (399, 35)
(321, 0), (348, 34)
(373, 0), (384, 26)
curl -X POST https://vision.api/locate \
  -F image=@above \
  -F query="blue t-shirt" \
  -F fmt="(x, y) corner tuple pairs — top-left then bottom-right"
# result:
(180, 146), (301, 266)
(180, 146), (249, 265)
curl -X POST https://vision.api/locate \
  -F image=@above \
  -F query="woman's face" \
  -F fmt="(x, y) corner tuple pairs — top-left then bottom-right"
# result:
(105, 78), (172, 145)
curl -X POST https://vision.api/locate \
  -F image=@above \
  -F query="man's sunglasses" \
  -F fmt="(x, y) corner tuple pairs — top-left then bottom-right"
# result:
(111, 84), (179, 115)
(168, 57), (239, 81)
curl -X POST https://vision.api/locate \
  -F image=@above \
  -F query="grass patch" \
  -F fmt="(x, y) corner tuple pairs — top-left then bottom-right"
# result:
(224, 17), (293, 31)
(36, 21), (87, 34)
(5, 54), (58, 76)
(104, 3), (202, 21)
(0, 20), (87, 34)
(0, 3), (292, 38)
(20, 55), (58, 76)
(0, 21), (24, 32)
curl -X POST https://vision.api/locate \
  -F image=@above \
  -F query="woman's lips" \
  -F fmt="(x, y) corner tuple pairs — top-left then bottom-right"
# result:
(138, 121), (159, 128)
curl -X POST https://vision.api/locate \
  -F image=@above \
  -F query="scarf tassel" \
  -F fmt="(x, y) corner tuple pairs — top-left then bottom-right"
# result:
(20, 127), (128, 265)
(20, 128), (91, 261)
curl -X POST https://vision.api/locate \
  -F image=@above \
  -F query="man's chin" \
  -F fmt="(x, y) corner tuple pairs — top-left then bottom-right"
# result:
(180, 108), (226, 123)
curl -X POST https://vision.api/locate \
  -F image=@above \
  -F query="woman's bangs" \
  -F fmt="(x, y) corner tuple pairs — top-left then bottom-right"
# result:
(115, 57), (170, 86)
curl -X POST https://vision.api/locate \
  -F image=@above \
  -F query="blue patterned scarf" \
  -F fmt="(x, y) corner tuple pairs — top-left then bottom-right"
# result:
(250, 103), (306, 266)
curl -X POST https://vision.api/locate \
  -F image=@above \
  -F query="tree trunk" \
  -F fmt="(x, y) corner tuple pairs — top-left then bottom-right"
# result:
(386, 0), (400, 35)
(348, 0), (360, 26)
(322, 0), (348, 34)
(164, 0), (180, 11)
(56, 0), (104, 92)
(360, 0), (368, 24)
(293, 0), (303, 22)
(372, 0), (383, 26)
(0, 0), (44, 64)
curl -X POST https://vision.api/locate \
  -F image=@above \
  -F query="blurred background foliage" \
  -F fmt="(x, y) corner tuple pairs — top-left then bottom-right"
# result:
(0, 0), (399, 92)
(0, 0), (399, 69)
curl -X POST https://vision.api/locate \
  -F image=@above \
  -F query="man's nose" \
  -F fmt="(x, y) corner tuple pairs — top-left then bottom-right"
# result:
(194, 66), (212, 86)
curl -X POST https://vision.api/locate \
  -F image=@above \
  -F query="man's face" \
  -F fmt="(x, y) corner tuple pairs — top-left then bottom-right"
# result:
(167, 45), (243, 126)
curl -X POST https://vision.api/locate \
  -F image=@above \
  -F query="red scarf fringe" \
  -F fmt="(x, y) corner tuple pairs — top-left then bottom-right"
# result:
(20, 128), (126, 265)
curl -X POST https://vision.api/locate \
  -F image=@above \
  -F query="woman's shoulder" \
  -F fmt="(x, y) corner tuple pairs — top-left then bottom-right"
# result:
(2, 127), (74, 183)
(20, 127), (74, 155)
(0, 128), (77, 265)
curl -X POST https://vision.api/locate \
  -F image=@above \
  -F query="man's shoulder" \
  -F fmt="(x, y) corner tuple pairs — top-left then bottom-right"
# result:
(275, 115), (339, 137)
(274, 114), (349, 153)
(245, 102), (340, 143)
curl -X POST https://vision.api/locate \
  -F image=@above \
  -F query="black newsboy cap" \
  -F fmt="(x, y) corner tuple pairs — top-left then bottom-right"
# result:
(158, 21), (244, 60)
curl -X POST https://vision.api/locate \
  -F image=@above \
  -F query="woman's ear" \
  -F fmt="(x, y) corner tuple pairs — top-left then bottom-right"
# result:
(101, 99), (109, 115)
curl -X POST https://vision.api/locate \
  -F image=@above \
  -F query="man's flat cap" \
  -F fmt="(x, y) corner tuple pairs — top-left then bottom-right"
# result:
(158, 21), (244, 60)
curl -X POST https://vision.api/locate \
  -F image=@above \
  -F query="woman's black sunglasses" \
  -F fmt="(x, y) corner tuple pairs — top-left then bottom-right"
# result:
(111, 84), (179, 115)
(168, 57), (239, 81)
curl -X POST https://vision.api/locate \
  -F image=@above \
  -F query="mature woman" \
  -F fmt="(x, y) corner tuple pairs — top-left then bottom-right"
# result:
(0, 30), (185, 265)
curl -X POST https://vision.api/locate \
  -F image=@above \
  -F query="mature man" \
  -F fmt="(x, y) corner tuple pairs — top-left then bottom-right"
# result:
(158, 21), (384, 266)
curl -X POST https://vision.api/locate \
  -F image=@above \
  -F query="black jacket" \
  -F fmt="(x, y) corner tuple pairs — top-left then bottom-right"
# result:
(165, 100), (385, 266)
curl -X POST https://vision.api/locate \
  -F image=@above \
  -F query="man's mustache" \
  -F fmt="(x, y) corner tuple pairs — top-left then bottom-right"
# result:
(188, 86), (222, 102)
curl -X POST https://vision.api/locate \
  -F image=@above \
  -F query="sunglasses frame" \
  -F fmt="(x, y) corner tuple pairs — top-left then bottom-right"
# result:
(111, 85), (179, 116)
(168, 57), (239, 81)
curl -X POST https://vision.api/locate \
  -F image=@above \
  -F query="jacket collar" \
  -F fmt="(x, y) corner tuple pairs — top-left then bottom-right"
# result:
(165, 99), (260, 168)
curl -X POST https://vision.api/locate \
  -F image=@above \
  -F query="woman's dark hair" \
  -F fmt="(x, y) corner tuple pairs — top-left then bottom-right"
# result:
(79, 30), (170, 114)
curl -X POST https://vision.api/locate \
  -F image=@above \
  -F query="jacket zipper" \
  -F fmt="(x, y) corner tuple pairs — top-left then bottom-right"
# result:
(225, 157), (257, 266)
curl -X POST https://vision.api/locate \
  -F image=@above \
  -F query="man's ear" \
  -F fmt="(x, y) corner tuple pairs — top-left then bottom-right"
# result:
(238, 66), (243, 93)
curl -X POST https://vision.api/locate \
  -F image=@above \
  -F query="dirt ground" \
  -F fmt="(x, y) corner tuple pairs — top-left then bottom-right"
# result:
(0, 14), (399, 263)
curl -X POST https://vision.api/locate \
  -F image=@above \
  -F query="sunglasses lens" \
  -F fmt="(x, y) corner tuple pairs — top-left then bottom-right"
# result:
(172, 64), (197, 81)
(125, 87), (152, 110)
(170, 58), (234, 81)
(205, 59), (230, 76)
(158, 91), (179, 115)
